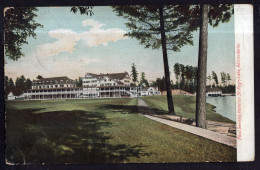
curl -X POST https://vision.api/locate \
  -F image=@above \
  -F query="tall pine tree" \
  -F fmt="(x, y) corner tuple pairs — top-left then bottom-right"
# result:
(131, 63), (138, 85)
(176, 5), (233, 128)
(113, 5), (195, 114)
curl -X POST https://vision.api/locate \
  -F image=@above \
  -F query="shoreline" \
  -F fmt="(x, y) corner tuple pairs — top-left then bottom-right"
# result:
(206, 96), (236, 122)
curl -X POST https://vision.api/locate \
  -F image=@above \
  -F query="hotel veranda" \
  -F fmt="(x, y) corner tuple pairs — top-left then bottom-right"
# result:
(20, 72), (160, 100)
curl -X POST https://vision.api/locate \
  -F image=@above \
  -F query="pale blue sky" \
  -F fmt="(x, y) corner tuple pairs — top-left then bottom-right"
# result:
(5, 6), (235, 84)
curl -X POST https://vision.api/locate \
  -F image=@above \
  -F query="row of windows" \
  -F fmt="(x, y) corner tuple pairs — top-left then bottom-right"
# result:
(84, 94), (98, 97)
(33, 80), (74, 85)
(83, 85), (97, 87)
(85, 76), (95, 79)
(33, 84), (76, 89)
(83, 83), (117, 87)
(25, 89), (83, 93)
(83, 80), (97, 83)
(100, 83), (116, 86)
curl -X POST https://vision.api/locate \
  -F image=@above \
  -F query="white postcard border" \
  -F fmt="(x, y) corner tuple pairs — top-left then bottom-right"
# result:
(235, 4), (255, 162)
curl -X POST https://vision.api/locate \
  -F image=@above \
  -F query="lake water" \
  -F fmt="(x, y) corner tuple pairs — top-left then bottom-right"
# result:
(206, 96), (236, 121)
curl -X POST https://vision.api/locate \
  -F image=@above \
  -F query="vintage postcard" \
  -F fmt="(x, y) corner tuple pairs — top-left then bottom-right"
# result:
(3, 4), (254, 164)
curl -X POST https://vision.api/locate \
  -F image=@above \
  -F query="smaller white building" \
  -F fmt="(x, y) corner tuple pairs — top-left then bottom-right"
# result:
(206, 87), (222, 97)
(7, 92), (23, 100)
(141, 87), (161, 96)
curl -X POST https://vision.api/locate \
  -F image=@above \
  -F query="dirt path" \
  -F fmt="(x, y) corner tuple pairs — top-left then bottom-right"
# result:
(138, 98), (236, 148)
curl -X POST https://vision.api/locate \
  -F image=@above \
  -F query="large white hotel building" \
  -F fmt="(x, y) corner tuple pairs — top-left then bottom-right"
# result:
(22, 72), (160, 100)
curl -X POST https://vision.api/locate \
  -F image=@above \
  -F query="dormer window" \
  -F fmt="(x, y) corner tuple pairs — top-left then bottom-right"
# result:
(66, 80), (69, 83)
(60, 80), (63, 84)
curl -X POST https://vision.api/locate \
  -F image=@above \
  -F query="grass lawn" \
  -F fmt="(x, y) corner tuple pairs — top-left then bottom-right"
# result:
(6, 98), (236, 164)
(142, 95), (235, 124)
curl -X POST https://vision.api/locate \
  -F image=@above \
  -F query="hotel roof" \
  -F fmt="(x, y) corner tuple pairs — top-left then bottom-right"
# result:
(33, 76), (75, 83)
(86, 72), (130, 80)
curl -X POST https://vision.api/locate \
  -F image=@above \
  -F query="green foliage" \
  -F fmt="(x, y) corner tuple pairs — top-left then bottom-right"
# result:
(36, 75), (43, 79)
(179, 64), (185, 89)
(220, 72), (227, 86)
(70, 6), (94, 16)
(219, 85), (235, 94)
(212, 71), (219, 86)
(172, 63), (198, 93)
(4, 7), (93, 61)
(4, 7), (43, 61)
(5, 75), (32, 97)
(150, 77), (166, 92)
(139, 72), (149, 87)
(112, 6), (194, 51)
(25, 79), (32, 89)
(76, 77), (83, 87)
(173, 63), (181, 86)
(174, 5), (233, 30)
(4, 76), (15, 99)
(226, 73), (231, 85)
(131, 63), (138, 84)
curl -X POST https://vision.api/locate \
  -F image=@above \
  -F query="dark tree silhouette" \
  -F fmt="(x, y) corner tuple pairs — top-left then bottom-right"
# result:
(4, 7), (93, 61)
(139, 72), (149, 87)
(113, 5), (195, 114)
(131, 63), (138, 85)
(176, 4), (233, 128)
(4, 7), (42, 61)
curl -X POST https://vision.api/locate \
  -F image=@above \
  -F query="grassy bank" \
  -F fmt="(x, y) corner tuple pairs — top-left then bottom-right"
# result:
(142, 95), (235, 124)
(6, 99), (236, 163)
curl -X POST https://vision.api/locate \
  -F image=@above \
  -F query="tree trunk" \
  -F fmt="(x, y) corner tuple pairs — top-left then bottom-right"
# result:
(159, 6), (175, 114)
(196, 4), (208, 128)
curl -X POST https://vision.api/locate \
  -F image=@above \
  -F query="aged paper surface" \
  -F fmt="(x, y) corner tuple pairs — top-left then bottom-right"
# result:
(235, 4), (254, 161)
(3, 4), (254, 164)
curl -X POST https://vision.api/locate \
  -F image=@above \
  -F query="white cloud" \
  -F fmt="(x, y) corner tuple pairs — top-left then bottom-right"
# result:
(82, 19), (104, 30)
(36, 29), (80, 58)
(34, 19), (127, 58)
(80, 19), (128, 47)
